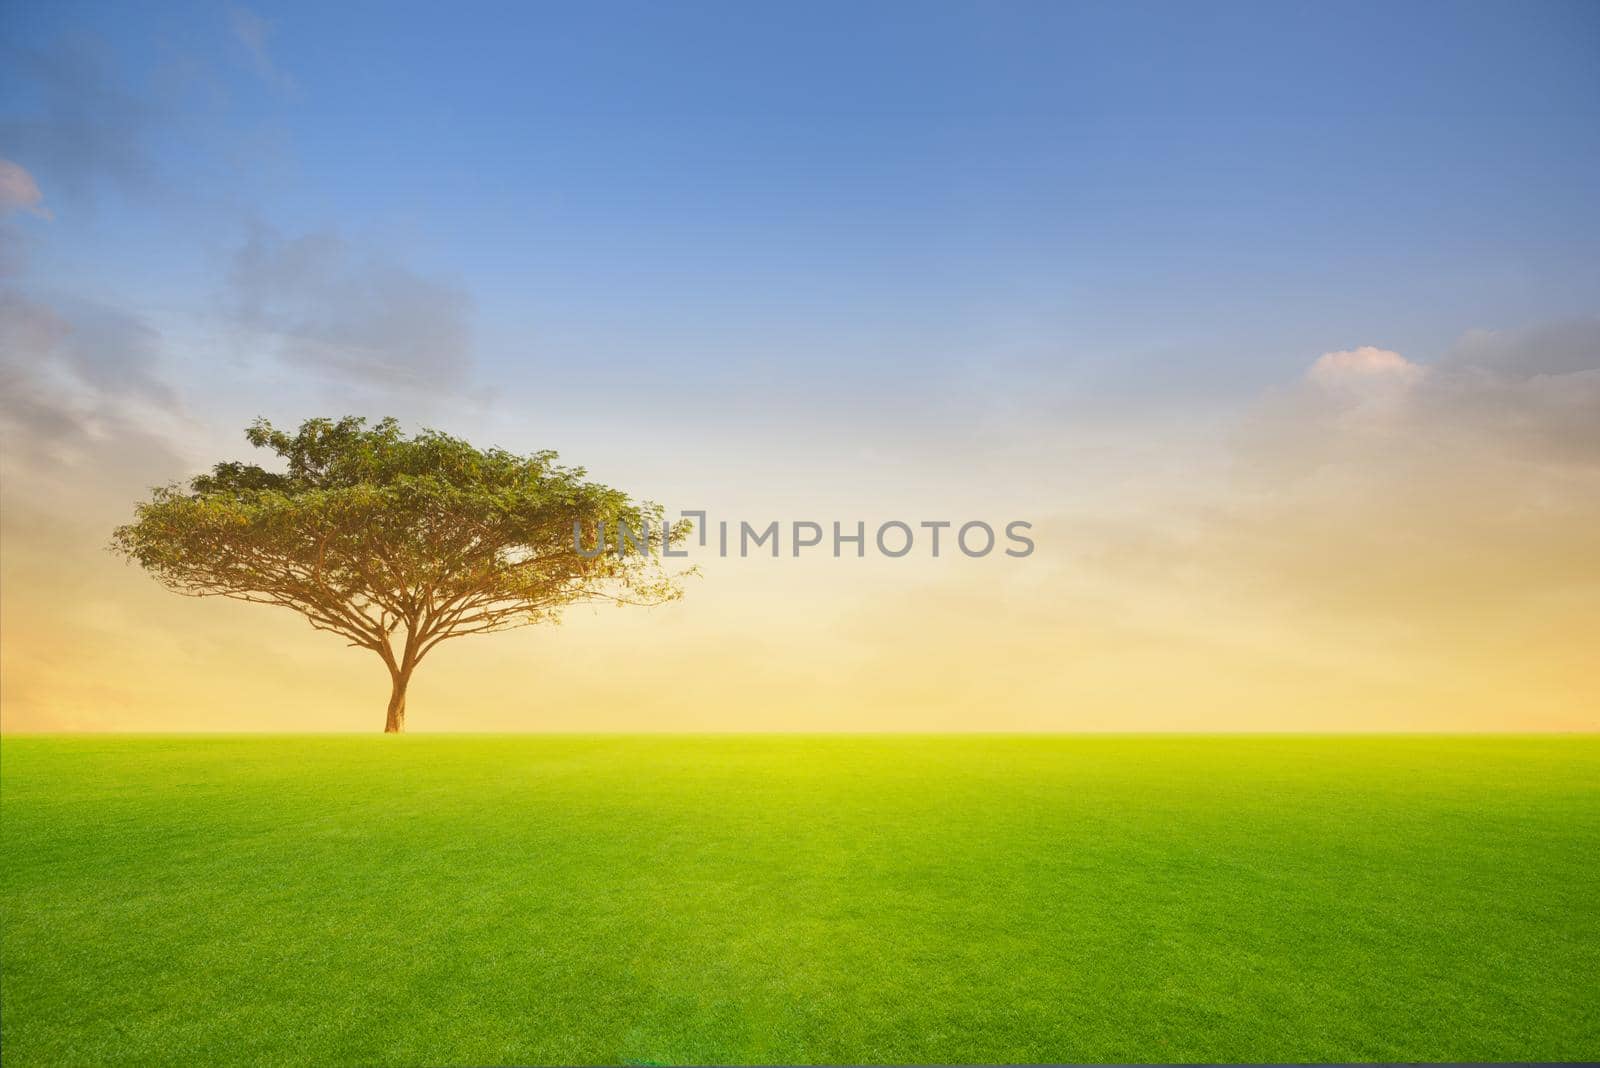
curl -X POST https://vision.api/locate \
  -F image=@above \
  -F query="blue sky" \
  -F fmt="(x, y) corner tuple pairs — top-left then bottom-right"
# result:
(5, 0), (1598, 429)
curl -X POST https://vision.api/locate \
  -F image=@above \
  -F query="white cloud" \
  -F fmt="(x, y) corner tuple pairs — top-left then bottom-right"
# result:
(1247, 323), (1600, 474)
(1306, 345), (1423, 391)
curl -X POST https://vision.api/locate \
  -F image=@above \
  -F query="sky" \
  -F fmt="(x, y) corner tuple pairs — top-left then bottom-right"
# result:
(2, 1), (1598, 731)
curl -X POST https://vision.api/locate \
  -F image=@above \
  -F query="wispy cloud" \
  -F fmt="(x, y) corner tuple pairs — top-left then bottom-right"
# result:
(0, 159), (51, 219)
(228, 5), (297, 93)
(224, 225), (474, 390)
(0, 37), (157, 209)
(1265, 321), (1600, 468)
(0, 288), (182, 466)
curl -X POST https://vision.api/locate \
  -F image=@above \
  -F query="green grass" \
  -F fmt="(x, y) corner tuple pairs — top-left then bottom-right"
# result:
(2, 735), (1596, 1065)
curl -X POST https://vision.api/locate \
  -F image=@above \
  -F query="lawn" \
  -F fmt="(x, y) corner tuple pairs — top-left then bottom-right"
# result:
(1, 735), (1596, 1065)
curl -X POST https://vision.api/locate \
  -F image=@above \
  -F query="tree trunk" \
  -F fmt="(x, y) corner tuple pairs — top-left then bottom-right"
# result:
(384, 671), (409, 733)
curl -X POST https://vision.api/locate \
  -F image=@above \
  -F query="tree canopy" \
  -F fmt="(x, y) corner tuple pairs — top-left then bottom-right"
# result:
(112, 416), (686, 731)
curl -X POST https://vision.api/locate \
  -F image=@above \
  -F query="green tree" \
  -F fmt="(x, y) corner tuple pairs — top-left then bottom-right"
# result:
(113, 417), (686, 732)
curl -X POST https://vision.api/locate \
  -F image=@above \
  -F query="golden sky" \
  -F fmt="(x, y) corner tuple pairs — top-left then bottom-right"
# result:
(4, 326), (1597, 732)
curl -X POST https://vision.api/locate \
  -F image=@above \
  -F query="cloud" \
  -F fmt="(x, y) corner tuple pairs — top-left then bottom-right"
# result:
(0, 159), (51, 218)
(1240, 322), (1600, 479)
(224, 225), (474, 389)
(1288, 321), (1600, 468)
(0, 22), (294, 216)
(0, 290), (180, 464)
(1306, 345), (1423, 390)
(0, 292), (193, 733)
(0, 292), (172, 402)
(228, 5), (297, 93)
(0, 37), (156, 208)
(0, 116), (181, 468)
(1053, 319), (1600, 726)
(1228, 322), (1600, 610)
(1416, 319), (1600, 467)
(1445, 319), (1600, 378)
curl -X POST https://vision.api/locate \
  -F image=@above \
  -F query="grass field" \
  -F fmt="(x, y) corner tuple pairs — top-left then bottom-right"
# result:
(2, 735), (1596, 1065)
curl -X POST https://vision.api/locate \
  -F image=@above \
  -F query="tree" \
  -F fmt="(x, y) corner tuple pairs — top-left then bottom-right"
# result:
(112, 416), (687, 732)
